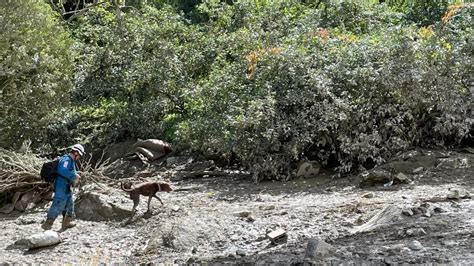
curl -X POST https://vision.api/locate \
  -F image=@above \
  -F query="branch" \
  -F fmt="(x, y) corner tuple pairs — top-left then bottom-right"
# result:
(63, 1), (107, 22)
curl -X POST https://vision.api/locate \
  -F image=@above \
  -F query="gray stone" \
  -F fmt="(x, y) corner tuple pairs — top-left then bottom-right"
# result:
(233, 211), (251, 218)
(406, 228), (426, 237)
(402, 208), (414, 216)
(0, 203), (14, 214)
(304, 238), (334, 259)
(297, 161), (321, 178)
(395, 172), (409, 183)
(408, 240), (424, 251)
(359, 170), (392, 188)
(412, 167), (424, 174)
(236, 249), (246, 256)
(362, 192), (374, 199)
(75, 192), (133, 221)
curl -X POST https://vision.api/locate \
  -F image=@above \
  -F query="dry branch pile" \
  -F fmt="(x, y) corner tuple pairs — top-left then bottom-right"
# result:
(0, 148), (50, 212)
(0, 148), (115, 213)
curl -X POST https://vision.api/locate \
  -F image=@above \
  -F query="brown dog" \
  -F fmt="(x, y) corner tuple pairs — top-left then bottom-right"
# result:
(120, 181), (172, 213)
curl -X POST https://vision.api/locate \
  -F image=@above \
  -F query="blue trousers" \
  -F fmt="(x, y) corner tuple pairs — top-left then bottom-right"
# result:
(47, 193), (74, 219)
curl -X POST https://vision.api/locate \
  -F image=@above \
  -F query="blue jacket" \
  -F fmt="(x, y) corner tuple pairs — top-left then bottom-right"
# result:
(54, 154), (78, 198)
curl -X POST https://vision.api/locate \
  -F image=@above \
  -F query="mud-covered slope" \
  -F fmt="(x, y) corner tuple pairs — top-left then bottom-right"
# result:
(0, 150), (472, 264)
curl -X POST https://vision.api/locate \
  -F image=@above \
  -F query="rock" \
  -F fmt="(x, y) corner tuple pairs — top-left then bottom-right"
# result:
(446, 189), (470, 200)
(233, 211), (251, 218)
(395, 172), (409, 183)
(171, 205), (181, 212)
(362, 192), (374, 199)
(14, 192), (39, 212)
(359, 170), (392, 188)
(304, 238), (334, 259)
(444, 240), (456, 247)
(406, 228), (426, 237)
(15, 217), (36, 225)
(236, 249), (246, 256)
(386, 243), (405, 254)
(147, 217), (222, 252)
(246, 216), (255, 223)
(75, 192), (133, 221)
(402, 208), (414, 216)
(296, 161), (321, 178)
(0, 203), (14, 214)
(408, 240), (424, 251)
(447, 189), (460, 200)
(261, 205), (276, 211)
(412, 167), (424, 174)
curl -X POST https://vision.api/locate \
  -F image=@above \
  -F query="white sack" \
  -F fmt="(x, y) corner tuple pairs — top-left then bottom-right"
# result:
(27, 230), (61, 249)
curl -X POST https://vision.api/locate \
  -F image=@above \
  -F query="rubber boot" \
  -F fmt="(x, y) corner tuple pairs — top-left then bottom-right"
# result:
(61, 216), (76, 230)
(41, 218), (55, 230)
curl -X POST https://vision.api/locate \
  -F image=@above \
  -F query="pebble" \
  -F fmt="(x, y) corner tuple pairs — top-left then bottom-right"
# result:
(408, 240), (424, 251)
(406, 228), (426, 237)
(236, 249), (246, 256)
(412, 167), (424, 174)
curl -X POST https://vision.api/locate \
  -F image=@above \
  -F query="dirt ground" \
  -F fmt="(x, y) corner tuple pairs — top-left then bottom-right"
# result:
(0, 150), (473, 264)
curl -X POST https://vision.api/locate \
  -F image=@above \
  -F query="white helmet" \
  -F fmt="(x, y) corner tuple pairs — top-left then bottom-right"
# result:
(71, 144), (85, 156)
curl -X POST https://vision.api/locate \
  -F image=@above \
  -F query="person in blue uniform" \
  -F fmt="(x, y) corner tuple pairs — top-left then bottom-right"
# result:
(41, 144), (85, 230)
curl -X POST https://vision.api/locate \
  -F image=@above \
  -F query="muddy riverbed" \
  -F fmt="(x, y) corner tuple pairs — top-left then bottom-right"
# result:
(0, 149), (473, 264)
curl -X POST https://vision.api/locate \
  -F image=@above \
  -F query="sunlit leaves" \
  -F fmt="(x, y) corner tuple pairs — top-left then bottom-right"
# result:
(0, 1), (74, 148)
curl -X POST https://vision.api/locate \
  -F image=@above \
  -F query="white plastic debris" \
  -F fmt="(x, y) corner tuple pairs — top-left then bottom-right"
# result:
(26, 230), (61, 249)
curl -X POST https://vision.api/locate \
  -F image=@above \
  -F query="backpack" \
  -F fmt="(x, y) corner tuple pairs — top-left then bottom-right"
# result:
(40, 158), (60, 183)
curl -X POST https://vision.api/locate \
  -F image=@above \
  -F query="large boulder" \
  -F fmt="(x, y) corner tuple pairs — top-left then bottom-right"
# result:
(304, 238), (334, 260)
(75, 192), (132, 221)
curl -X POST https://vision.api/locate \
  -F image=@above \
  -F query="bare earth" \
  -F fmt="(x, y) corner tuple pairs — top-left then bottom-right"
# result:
(0, 150), (473, 264)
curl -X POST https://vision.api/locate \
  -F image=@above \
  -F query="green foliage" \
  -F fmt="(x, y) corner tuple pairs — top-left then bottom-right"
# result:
(0, 1), (74, 149)
(6, 0), (470, 181)
(180, 1), (473, 181)
(53, 4), (212, 147)
(386, 0), (451, 27)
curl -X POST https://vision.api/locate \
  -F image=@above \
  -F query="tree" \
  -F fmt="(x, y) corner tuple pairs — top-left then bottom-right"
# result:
(0, 1), (74, 149)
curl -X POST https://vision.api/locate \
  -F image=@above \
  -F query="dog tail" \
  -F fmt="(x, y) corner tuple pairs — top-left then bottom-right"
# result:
(120, 182), (134, 192)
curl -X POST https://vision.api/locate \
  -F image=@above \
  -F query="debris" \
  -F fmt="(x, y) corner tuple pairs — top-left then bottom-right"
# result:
(266, 229), (287, 243)
(15, 230), (61, 250)
(129, 139), (172, 162)
(351, 205), (403, 234)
